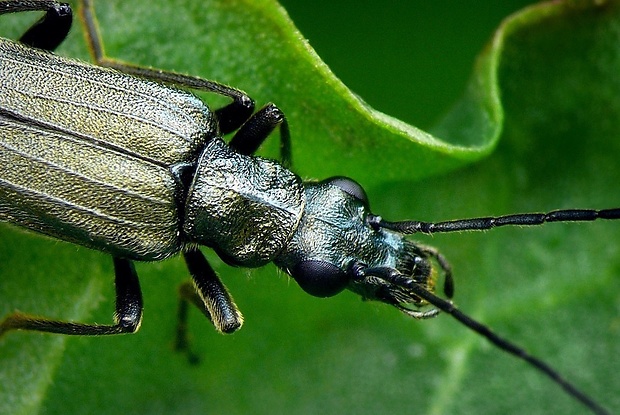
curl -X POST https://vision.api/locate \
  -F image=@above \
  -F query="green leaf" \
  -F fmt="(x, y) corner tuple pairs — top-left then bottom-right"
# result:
(1, 0), (619, 414)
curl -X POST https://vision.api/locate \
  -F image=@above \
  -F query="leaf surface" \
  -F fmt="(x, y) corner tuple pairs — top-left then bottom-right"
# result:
(1, 1), (619, 414)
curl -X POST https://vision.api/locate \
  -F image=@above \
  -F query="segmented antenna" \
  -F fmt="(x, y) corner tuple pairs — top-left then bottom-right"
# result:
(377, 208), (620, 234)
(358, 266), (610, 415)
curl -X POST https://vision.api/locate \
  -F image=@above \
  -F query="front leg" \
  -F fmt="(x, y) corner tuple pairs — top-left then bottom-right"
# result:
(0, 0), (72, 51)
(229, 103), (292, 167)
(175, 247), (243, 361)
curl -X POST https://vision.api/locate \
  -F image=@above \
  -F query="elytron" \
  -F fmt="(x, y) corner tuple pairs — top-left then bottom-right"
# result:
(0, 1), (616, 414)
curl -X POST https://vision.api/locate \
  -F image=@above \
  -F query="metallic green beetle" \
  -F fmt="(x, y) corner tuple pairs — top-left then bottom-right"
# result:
(0, 0), (449, 338)
(0, 2), (617, 414)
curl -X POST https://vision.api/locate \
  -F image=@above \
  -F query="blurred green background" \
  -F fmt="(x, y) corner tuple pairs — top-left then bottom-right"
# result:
(279, 0), (532, 128)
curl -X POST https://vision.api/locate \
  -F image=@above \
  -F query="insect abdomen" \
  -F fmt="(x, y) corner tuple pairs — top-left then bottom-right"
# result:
(0, 115), (181, 260)
(0, 38), (219, 260)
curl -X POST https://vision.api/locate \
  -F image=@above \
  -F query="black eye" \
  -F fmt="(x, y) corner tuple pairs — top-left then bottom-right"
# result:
(291, 260), (349, 297)
(325, 176), (369, 206)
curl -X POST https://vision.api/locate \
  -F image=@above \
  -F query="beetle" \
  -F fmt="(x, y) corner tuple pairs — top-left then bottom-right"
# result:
(0, 1), (617, 414)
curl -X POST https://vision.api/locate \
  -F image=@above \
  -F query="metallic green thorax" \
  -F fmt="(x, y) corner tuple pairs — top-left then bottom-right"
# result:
(184, 137), (305, 266)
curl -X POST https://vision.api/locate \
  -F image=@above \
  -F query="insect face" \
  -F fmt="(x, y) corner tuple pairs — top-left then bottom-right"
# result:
(275, 177), (448, 319)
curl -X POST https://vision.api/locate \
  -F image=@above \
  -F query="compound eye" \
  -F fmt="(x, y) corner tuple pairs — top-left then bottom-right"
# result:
(291, 260), (349, 297)
(325, 176), (369, 206)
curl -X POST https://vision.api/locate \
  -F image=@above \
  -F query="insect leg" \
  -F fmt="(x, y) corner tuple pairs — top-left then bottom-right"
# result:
(77, 0), (254, 135)
(0, 257), (143, 336)
(5, 0), (73, 51)
(176, 248), (243, 357)
(228, 103), (292, 167)
(417, 244), (454, 298)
